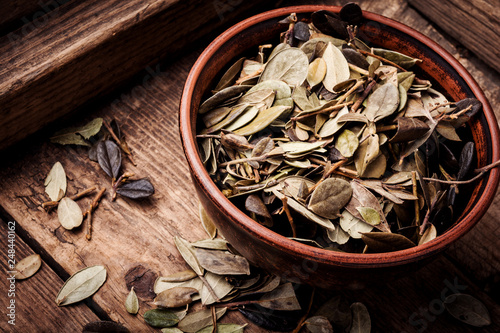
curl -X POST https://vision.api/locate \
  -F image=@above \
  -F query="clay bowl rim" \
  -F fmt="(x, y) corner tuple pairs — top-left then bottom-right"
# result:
(180, 5), (500, 268)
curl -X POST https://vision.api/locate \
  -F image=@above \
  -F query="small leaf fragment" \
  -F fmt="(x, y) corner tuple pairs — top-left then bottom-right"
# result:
(125, 287), (139, 314)
(14, 254), (42, 280)
(45, 161), (67, 201)
(56, 265), (107, 306)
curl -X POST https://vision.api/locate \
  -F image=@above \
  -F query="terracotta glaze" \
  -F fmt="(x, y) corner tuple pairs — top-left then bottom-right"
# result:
(179, 6), (500, 288)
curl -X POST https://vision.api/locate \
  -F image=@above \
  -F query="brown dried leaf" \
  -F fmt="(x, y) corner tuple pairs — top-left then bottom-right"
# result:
(195, 248), (250, 275)
(361, 232), (415, 253)
(154, 287), (198, 308)
(14, 254), (41, 280)
(308, 178), (352, 219)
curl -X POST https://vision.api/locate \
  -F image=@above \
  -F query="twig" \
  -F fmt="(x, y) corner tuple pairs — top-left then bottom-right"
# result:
(358, 49), (413, 72)
(351, 79), (377, 113)
(111, 172), (135, 201)
(308, 159), (349, 194)
(292, 287), (316, 333)
(103, 119), (136, 166)
(422, 159), (500, 185)
(85, 187), (106, 241)
(211, 306), (217, 333)
(199, 274), (220, 303)
(412, 171), (420, 228)
(42, 186), (97, 211)
(335, 79), (366, 106)
(290, 102), (353, 122)
(348, 63), (369, 76)
(281, 196), (297, 238)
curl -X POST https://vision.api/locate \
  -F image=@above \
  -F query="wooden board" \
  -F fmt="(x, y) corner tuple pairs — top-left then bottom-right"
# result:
(0, 0), (498, 332)
(0, 0), (49, 32)
(0, 0), (270, 150)
(0, 218), (100, 332)
(409, 0), (500, 73)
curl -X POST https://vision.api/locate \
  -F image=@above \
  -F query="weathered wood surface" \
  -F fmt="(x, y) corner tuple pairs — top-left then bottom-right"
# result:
(0, 218), (100, 332)
(0, 0), (49, 32)
(0, 0), (269, 150)
(409, 0), (500, 73)
(0, 0), (498, 332)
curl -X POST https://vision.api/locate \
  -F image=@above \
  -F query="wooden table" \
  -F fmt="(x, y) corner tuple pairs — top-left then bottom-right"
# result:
(1, 0), (498, 332)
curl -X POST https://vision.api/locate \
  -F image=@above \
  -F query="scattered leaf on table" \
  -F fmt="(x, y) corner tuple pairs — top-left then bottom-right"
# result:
(199, 203), (217, 239)
(178, 307), (227, 333)
(156, 269), (198, 283)
(444, 294), (491, 327)
(309, 178), (353, 219)
(50, 118), (103, 146)
(44, 161), (67, 201)
(174, 237), (204, 276)
(154, 287), (198, 308)
(350, 302), (371, 333)
(361, 232), (415, 253)
(97, 140), (122, 179)
(125, 287), (139, 314)
(192, 239), (228, 250)
(258, 282), (301, 310)
(56, 265), (107, 306)
(305, 316), (333, 333)
(143, 309), (179, 328)
(315, 295), (352, 331)
(195, 248), (250, 275)
(57, 197), (83, 230)
(259, 48), (309, 86)
(196, 323), (247, 333)
(200, 271), (234, 305)
(14, 254), (41, 280)
(82, 321), (129, 333)
(116, 179), (155, 199)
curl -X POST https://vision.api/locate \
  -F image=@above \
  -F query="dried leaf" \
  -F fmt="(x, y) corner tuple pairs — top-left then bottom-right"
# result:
(196, 323), (247, 333)
(308, 57), (327, 87)
(390, 117), (430, 143)
(50, 118), (103, 146)
(157, 269), (198, 283)
(323, 42), (350, 92)
(220, 132), (253, 151)
(56, 265), (107, 306)
(178, 307), (227, 333)
(258, 283), (301, 310)
(350, 302), (371, 333)
(340, 2), (363, 24)
(97, 140), (122, 179)
(444, 294), (491, 327)
(315, 295), (352, 331)
(455, 98), (482, 118)
(124, 265), (157, 299)
(125, 287), (139, 314)
(214, 57), (246, 92)
(44, 161), (67, 201)
(319, 106), (349, 138)
(259, 48), (309, 86)
(335, 129), (359, 157)
(13, 254), (41, 280)
(245, 194), (271, 219)
(199, 85), (252, 114)
(361, 232), (415, 253)
(200, 271), (234, 305)
(192, 239), (228, 250)
(356, 207), (381, 226)
(306, 316), (333, 333)
(234, 106), (291, 136)
(154, 287), (198, 308)
(154, 277), (203, 295)
(116, 179), (154, 199)
(364, 83), (399, 122)
(354, 134), (379, 177)
(339, 210), (373, 239)
(174, 237), (204, 276)
(327, 225), (350, 244)
(195, 248), (250, 275)
(199, 203), (217, 239)
(224, 106), (260, 132)
(308, 178), (353, 218)
(437, 121), (461, 141)
(143, 309), (179, 328)
(205, 104), (249, 134)
(161, 328), (184, 333)
(457, 142), (475, 180)
(82, 321), (129, 333)
(57, 197), (83, 230)
(373, 48), (419, 69)
(418, 224), (437, 245)
(238, 305), (299, 331)
(311, 11), (348, 39)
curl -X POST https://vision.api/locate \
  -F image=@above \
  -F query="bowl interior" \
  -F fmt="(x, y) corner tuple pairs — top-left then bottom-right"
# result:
(180, 6), (500, 266)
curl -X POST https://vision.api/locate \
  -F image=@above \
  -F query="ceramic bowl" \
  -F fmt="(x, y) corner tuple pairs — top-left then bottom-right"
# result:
(179, 6), (499, 289)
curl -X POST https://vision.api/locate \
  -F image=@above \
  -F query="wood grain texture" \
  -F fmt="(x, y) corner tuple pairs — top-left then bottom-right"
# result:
(0, 0), (269, 150)
(0, 219), (100, 332)
(0, 0), (50, 31)
(409, 0), (500, 73)
(0, 0), (498, 332)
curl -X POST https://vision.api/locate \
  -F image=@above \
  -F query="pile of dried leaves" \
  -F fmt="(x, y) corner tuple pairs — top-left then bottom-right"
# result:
(196, 3), (497, 253)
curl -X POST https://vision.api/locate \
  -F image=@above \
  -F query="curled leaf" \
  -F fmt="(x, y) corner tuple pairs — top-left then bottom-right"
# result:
(143, 309), (179, 328)
(116, 179), (154, 199)
(97, 140), (122, 179)
(361, 232), (415, 253)
(44, 161), (67, 201)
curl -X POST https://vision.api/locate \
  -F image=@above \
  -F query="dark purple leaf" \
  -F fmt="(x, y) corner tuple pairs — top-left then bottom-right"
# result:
(97, 140), (122, 179)
(116, 179), (155, 199)
(340, 2), (363, 25)
(455, 98), (482, 118)
(311, 10), (348, 39)
(82, 321), (129, 333)
(293, 21), (310, 41)
(110, 119), (122, 139)
(238, 305), (300, 331)
(342, 48), (369, 70)
(457, 142), (475, 180)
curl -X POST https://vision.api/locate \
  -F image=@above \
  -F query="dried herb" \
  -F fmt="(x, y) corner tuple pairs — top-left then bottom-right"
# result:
(45, 161), (67, 201)
(115, 178), (155, 199)
(195, 248), (250, 275)
(56, 265), (107, 306)
(125, 287), (139, 314)
(144, 309), (179, 328)
(177, 307), (227, 333)
(444, 294), (491, 327)
(97, 140), (122, 180)
(58, 197), (84, 230)
(350, 302), (371, 333)
(154, 287), (198, 308)
(50, 118), (103, 146)
(13, 254), (42, 280)
(305, 316), (333, 333)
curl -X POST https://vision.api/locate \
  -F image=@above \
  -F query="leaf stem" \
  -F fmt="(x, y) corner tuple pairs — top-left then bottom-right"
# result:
(111, 172), (135, 201)
(290, 102), (353, 121)
(103, 119), (136, 166)
(291, 287), (315, 333)
(422, 158), (500, 185)
(199, 274), (221, 303)
(85, 187), (106, 241)
(358, 49), (409, 72)
(42, 186), (97, 211)
(281, 196), (297, 238)
(351, 78), (377, 113)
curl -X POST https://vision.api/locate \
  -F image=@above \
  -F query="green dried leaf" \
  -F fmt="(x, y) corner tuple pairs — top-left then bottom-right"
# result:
(356, 207), (381, 226)
(259, 48), (309, 86)
(174, 237), (204, 276)
(57, 197), (83, 230)
(361, 232), (415, 253)
(154, 287), (198, 308)
(224, 106), (259, 132)
(44, 161), (67, 201)
(280, 140), (327, 155)
(234, 105), (291, 136)
(195, 248), (250, 276)
(373, 48), (419, 69)
(192, 239), (228, 250)
(200, 271), (234, 305)
(199, 85), (252, 114)
(116, 179), (154, 199)
(364, 83), (399, 122)
(199, 203), (217, 239)
(97, 140), (122, 179)
(258, 283), (301, 310)
(308, 178), (353, 219)
(196, 323), (247, 333)
(202, 106), (232, 128)
(444, 294), (491, 327)
(214, 57), (246, 92)
(125, 287), (139, 314)
(56, 265), (107, 306)
(14, 254), (41, 280)
(323, 42), (350, 92)
(178, 307), (227, 333)
(143, 309), (179, 328)
(335, 129), (359, 157)
(161, 328), (184, 333)
(50, 118), (103, 146)
(350, 302), (371, 333)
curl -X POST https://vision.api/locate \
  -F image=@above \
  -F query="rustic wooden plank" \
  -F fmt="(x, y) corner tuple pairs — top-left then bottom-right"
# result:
(408, 0), (500, 73)
(0, 218), (100, 332)
(0, 0), (50, 32)
(0, 0), (270, 150)
(0, 1), (497, 332)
